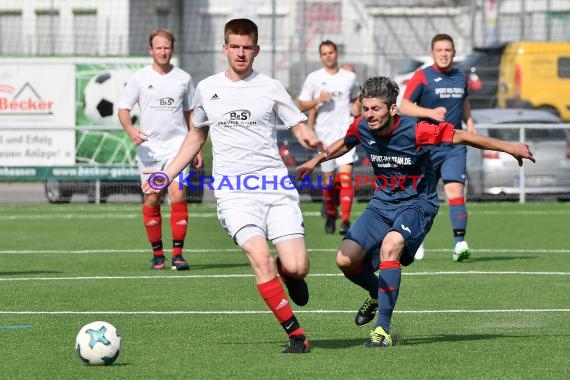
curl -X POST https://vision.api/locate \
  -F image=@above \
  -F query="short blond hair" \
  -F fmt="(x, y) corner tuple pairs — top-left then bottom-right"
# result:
(149, 28), (175, 48)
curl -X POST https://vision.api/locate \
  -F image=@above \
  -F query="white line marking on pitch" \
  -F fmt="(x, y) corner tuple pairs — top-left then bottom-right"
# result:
(0, 309), (568, 315)
(0, 213), (218, 221)
(2, 208), (569, 221)
(0, 271), (568, 282)
(1, 248), (569, 254)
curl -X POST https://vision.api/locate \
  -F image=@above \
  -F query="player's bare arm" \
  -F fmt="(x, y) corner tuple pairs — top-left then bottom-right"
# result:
(290, 122), (327, 152)
(462, 100), (477, 134)
(298, 90), (332, 112)
(141, 125), (209, 194)
(399, 99), (447, 122)
(164, 125), (208, 178)
(118, 108), (148, 145)
(453, 129), (535, 166)
(296, 138), (348, 179)
(184, 110), (204, 168)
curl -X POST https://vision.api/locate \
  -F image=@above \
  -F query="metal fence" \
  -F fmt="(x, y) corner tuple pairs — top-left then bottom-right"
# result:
(2, 123), (569, 204)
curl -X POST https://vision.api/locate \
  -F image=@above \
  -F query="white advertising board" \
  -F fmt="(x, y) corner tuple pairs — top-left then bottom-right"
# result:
(0, 63), (75, 127)
(0, 129), (75, 166)
(0, 63), (75, 165)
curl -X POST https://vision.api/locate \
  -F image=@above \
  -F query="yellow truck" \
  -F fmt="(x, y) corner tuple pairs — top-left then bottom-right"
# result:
(497, 41), (570, 121)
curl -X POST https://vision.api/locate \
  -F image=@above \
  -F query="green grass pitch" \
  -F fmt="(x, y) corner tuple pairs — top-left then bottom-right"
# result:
(0, 201), (569, 379)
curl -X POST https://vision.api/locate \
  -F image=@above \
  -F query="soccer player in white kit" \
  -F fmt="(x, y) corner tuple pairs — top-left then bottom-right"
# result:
(298, 41), (360, 235)
(118, 28), (203, 271)
(141, 19), (326, 354)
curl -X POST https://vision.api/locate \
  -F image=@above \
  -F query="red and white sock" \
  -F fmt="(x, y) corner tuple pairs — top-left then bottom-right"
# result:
(143, 205), (162, 256)
(170, 202), (188, 256)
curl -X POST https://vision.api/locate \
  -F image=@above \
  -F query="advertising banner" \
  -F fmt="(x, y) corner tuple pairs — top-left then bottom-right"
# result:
(0, 63), (75, 127)
(0, 165), (139, 181)
(0, 129), (75, 166)
(0, 62), (75, 165)
(74, 59), (152, 165)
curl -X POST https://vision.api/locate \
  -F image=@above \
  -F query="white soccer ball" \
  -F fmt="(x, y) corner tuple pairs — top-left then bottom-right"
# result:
(83, 69), (138, 125)
(75, 321), (122, 365)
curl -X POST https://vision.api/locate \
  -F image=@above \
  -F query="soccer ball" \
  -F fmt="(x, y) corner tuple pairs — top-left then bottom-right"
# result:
(75, 321), (122, 365)
(83, 69), (139, 125)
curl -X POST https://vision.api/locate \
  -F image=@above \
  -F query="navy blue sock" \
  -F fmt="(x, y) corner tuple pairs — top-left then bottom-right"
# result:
(375, 261), (401, 333)
(449, 197), (467, 244)
(342, 263), (378, 299)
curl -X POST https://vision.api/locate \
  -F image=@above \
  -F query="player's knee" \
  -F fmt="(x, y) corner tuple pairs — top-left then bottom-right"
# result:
(143, 194), (161, 208)
(382, 232), (405, 254)
(336, 250), (354, 271)
(380, 243), (405, 262)
(277, 257), (309, 279)
(336, 240), (365, 271)
(289, 265), (309, 279)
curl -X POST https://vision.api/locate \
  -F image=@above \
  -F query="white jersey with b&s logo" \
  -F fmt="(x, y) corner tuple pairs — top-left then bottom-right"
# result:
(118, 65), (195, 162)
(192, 70), (307, 196)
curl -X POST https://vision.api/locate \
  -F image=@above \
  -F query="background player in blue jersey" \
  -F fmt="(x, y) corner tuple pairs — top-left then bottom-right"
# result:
(399, 33), (476, 262)
(297, 76), (534, 348)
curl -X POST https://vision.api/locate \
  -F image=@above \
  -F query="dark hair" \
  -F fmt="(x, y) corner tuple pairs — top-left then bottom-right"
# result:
(149, 28), (175, 48)
(359, 76), (399, 106)
(224, 18), (258, 45)
(319, 40), (337, 54)
(431, 33), (455, 50)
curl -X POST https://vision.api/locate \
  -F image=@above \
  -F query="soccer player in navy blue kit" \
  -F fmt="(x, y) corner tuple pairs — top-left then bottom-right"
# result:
(400, 34), (476, 262)
(297, 76), (534, 347)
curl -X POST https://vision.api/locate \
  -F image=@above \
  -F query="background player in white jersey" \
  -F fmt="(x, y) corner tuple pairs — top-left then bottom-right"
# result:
(118, 28), (203, 270)
(305, 63), (360, 140)
(298, 41), (360, 235)
(142, 18), (326, 354)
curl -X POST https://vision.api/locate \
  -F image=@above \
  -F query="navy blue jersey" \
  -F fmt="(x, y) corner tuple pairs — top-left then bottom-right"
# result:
(404, 65), (467, 129)
(344, 114), (454, 209)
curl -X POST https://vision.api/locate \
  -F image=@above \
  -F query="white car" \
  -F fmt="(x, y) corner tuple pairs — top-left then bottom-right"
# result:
(466, 108), (570, 199)
(395, 55), (465, 106)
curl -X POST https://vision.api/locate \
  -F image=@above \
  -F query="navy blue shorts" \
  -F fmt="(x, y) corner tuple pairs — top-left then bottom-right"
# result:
(344, 200), (436, 268)
(430, 144), (467, 184)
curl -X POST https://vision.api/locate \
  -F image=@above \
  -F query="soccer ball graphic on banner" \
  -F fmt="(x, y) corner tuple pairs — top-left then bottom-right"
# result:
(83, 69), (139, 125)
(75, 321), (122, 365)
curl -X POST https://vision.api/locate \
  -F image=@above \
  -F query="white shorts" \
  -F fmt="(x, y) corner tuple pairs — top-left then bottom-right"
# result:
(137, 156), (190, 186)
(216, 191), (304, 246)
(320, 147), (357, 173)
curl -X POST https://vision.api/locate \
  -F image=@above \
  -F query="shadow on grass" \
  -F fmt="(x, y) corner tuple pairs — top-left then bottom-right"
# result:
(310, 338), (368, 349)
(189, 262), (251, 270)
(0, 270), (63, 276)
(395, 332), (532, 346)
(461, 255), (537, 263)
(309, 331), (559, 349)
